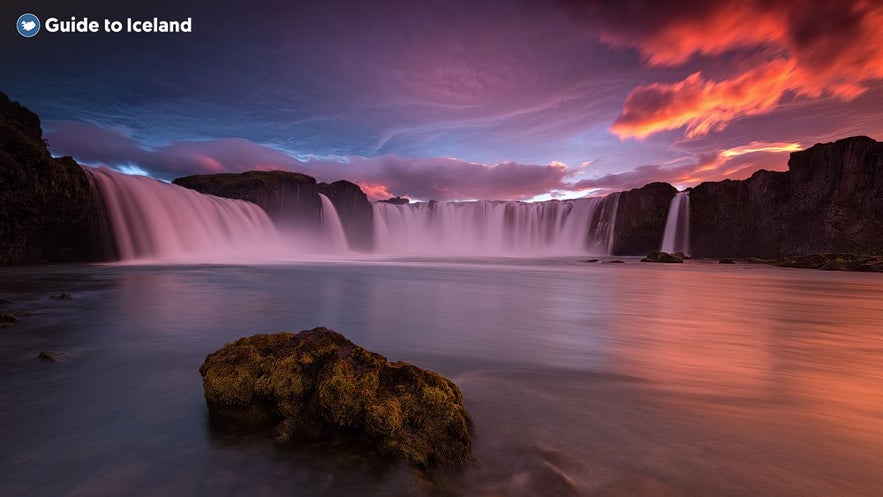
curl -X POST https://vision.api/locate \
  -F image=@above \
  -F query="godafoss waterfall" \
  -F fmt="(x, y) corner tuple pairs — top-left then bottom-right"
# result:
(84, 167), (623, 261)
(3, 98), (883, 496)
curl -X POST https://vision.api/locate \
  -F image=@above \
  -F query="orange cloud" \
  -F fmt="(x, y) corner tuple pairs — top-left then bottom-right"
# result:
(604, 0), (883, 139)
(357, 183), (394, 202)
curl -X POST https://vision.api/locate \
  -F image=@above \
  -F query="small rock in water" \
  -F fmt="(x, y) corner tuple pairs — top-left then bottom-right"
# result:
(37, 350), (63, 361)
(607, 260), (626, 264)
(0, 298), (11, 304)
(583, 259), (600, 263)
(640, 251), (684, 263)
(50, 292), (72, 300)
(718, 258), (736, 264)
(0, 313), (17, 326)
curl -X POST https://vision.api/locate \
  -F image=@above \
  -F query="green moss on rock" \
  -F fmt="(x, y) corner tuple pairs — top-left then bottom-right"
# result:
(199, 327), (472, 468)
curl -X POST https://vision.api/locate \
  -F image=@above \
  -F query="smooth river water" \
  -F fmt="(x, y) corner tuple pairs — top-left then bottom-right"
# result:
(1, 258), (882, 496)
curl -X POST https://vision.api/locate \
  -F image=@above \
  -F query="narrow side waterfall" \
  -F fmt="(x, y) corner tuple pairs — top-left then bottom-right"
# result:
(86, 167), (284, 262)
(373, 194), (619, 256)
(318, 193), (348, 253)
(661, 192), (690, 255)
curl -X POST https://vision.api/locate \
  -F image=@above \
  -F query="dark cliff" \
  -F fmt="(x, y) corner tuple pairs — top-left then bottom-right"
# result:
(174, 171), (376, 251)
(0, 92), (103, 264)
(689, 170), (791, 257)
(689, 136), (882, 257)
(317, 180), (374, 251)
(611, 182), (676, 255)
(173, 171), (322, 233)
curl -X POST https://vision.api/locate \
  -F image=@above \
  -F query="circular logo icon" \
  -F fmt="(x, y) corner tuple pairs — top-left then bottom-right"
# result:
(17, 13), (40, 38)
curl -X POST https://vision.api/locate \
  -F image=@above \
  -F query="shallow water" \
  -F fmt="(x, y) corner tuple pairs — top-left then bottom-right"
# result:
(1, 259), (882, 496)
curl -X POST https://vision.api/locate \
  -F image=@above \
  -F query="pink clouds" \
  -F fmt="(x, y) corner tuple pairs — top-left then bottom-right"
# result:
(42, 121), (806, 201)
(44, 121), (572, 202)
(588, 0), (883, 139)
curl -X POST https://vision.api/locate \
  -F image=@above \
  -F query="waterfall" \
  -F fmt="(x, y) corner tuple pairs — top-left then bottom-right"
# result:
(373, 194), (619, 256)
(661, 192), (690, 255)
(86, 167), (284, 262)
(318, 193), (348, 253)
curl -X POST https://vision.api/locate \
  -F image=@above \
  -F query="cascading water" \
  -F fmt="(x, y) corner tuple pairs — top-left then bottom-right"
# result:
(373, 194), (620, 256)
(86, 167), (285, 262)
(661, 192), (690, 255)
(86, 166), (622, 260)
(318, 193), (348, 253)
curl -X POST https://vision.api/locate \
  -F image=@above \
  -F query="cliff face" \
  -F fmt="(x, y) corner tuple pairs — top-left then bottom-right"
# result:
(317, 180), (374, 251)
(689, 170), (791, 257)
(174, 172), (376, 251)
(786, 136), (883, 254)
(689, 136), (883, 257)
(0, 92), (103, 264)
(612, 182), (676, 255)
(173, 171), (322, 233)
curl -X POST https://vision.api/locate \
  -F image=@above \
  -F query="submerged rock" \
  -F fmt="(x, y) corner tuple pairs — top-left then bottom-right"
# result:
(0, 313), (16, 325)
(641, 251), (684, 263)
(771, 253), (883, 272)
(37, 350), (63, 361)
(199, 327), (472, 468)
(718, 258), (736, 264)
(50, 292), (72, 300)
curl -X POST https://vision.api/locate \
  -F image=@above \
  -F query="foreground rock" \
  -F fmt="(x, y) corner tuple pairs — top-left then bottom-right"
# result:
(641, 251), (684, 263)
(199, 327), (472, 468)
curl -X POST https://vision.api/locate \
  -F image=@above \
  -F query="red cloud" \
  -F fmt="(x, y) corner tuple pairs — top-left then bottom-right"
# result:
(589, 0), (883, 138)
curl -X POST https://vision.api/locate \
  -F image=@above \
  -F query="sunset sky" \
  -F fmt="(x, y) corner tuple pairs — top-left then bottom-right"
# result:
(3, 0), (882, 200)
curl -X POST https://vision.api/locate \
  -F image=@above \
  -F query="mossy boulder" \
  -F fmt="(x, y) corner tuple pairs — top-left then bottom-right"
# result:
(641, 251), (684, 263)
(199, 327), (472, 468)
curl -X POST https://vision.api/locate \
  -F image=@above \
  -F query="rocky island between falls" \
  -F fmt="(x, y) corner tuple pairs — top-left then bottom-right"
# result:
(199, 327), (473, 469)
(1, 90), (882, 266)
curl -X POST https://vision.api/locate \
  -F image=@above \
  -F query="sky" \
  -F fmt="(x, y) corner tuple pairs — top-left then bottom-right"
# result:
(2, 0), (882, 201)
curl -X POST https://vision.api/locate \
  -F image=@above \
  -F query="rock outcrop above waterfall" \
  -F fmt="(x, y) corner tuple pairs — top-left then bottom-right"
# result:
(173, 172), (375, 251)
(317, 180), (374, 251)
(690, 136), (883, 258)
(0, 92), (103, 264)
(378, 196), (410, 205)
(173, 171), (323, 232)
(199, 327), (472, 468)
(612, 182), (676, 255)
